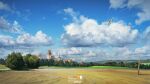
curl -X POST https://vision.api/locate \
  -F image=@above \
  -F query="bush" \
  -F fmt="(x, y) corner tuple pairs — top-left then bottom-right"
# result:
(39, 59), (49, 66)
(24, 54), (40, 69)
(6, 52), (25, 70)
(48, 59), (55, 66)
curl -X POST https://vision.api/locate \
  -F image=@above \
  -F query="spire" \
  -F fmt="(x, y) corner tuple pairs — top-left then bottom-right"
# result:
(47, 50), (52, 60)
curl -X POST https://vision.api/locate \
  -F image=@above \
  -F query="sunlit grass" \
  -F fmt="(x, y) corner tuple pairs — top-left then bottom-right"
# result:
(88, 66), (129, 69)
(0, 64), (8, 69)
(39, 65), (130, 69)
(141, 63), (150, 65)
(0, 68), (150, 84)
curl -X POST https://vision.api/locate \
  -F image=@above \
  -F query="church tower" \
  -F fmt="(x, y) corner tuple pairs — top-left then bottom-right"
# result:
(47, 50), (52, 60)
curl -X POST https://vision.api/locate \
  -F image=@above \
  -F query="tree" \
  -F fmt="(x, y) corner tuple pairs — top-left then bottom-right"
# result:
(39, 59), (49, 66)
(48, 58), (55, 66)
(0, 58), (5, 64)
(23, 54), (32, 67)
(6, 52), (25, 70)
(24, 54), (40, 69)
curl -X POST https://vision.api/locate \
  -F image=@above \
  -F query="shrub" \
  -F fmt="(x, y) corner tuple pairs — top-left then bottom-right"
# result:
(24, 54), (40, 69)
(6, 52), (25, 70)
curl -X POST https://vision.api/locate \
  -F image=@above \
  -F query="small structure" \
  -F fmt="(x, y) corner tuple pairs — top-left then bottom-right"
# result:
(47, 50), (55, 66)
(47, 50), (52, 60)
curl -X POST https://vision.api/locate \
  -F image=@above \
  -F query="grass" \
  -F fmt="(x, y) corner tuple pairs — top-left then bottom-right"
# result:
(0, 64), (10, 72)
(88, 66), (129, 69)
(39, 65), (130, 69)
(141, 63), (150, 65)
(0, 64), (9, 69)
(0, 68), (150, 84)
(0, 64), (7, 69)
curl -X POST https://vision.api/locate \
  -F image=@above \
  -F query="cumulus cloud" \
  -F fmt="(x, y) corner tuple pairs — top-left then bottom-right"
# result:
(0, 30), (53, 51)
(0, 31), (53, 58)
(109, 0), (150, 24)
(53, 47), (143, 62)
(0, 16), (53, 58)
(134, 45), (150, 59)
(0, 35), (15, 47)
(16, 30), (53, 46)
(61, 8), (138, 47)
(0, 17), (24, 34)
(135, 46), (148, 54)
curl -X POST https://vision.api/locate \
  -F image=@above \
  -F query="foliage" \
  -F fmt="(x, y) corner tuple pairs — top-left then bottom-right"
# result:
(0, 58), (5, 65)
(5, 52), (40, 70)
(5, 52), (150, 70)
(48, 59), (55, 66)
(39, 59), (49, 66)
(5, 52), (25, 70)
(24, 54), (40, 69)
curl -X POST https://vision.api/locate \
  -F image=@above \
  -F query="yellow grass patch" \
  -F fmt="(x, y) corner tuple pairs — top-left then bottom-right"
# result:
(0, 69), (150, 84)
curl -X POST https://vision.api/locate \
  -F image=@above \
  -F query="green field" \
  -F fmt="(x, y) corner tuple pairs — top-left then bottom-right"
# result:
(0, 65), (9, 69)
(88, 66), (129, 69)
(142, 63), (150, 65)
(0, 65), (150, 84)
(39, 66), (129, 69)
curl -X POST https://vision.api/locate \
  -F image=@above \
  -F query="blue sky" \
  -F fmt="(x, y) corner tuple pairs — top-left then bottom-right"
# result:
(0, 0), (150, 61)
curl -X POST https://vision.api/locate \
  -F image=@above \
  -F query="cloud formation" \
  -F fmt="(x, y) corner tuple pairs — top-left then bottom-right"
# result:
(109, 0), (150, 24)
(0, 17), (53, 57)
(0, 31), (53, 48)
(0, 35), (15, 47)
(61, 8), (138, 47)
(0, 17), (24, 34)
(17, 31), (53, 46)
(60, 8), (150, 61)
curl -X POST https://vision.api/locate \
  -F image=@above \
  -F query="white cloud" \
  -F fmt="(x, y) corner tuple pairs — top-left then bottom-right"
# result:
(64, 8), (78, 22)
(134, 45), (150, 60)
(135, 45), (150, 54)
(53, 47), (144, 62)
(0, 1), (11, 11)
(61, 8), (138, 47)
(0, 31), (53, 48)
(55, 47), (82, 56)
(0, 16), (53, 58)
(17, 30), (53, 46)
(0, 35), (15, 47)
(0, 17), (24, 34)
(109, 0), (150, 24)
(0, 31), (53, 58)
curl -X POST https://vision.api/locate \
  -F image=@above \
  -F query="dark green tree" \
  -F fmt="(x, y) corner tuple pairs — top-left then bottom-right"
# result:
(24, 54), (40, 69)
(0, 58), (5, 64)
(48, 58), (55, 66)
(6, 52), (25, 70)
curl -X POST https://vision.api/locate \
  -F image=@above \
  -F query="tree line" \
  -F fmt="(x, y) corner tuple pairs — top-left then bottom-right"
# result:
(40, 59), (150, 69)
(4, 52), (40, 70)
(0, 52), (150, 70)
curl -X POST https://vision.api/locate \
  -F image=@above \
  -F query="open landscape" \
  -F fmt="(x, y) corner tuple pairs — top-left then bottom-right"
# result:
(0, 65), (150, 84)
(0, 0), (150, 84)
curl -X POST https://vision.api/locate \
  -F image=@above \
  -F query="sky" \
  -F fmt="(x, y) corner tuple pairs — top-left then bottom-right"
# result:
(0, 0), (150, 62)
